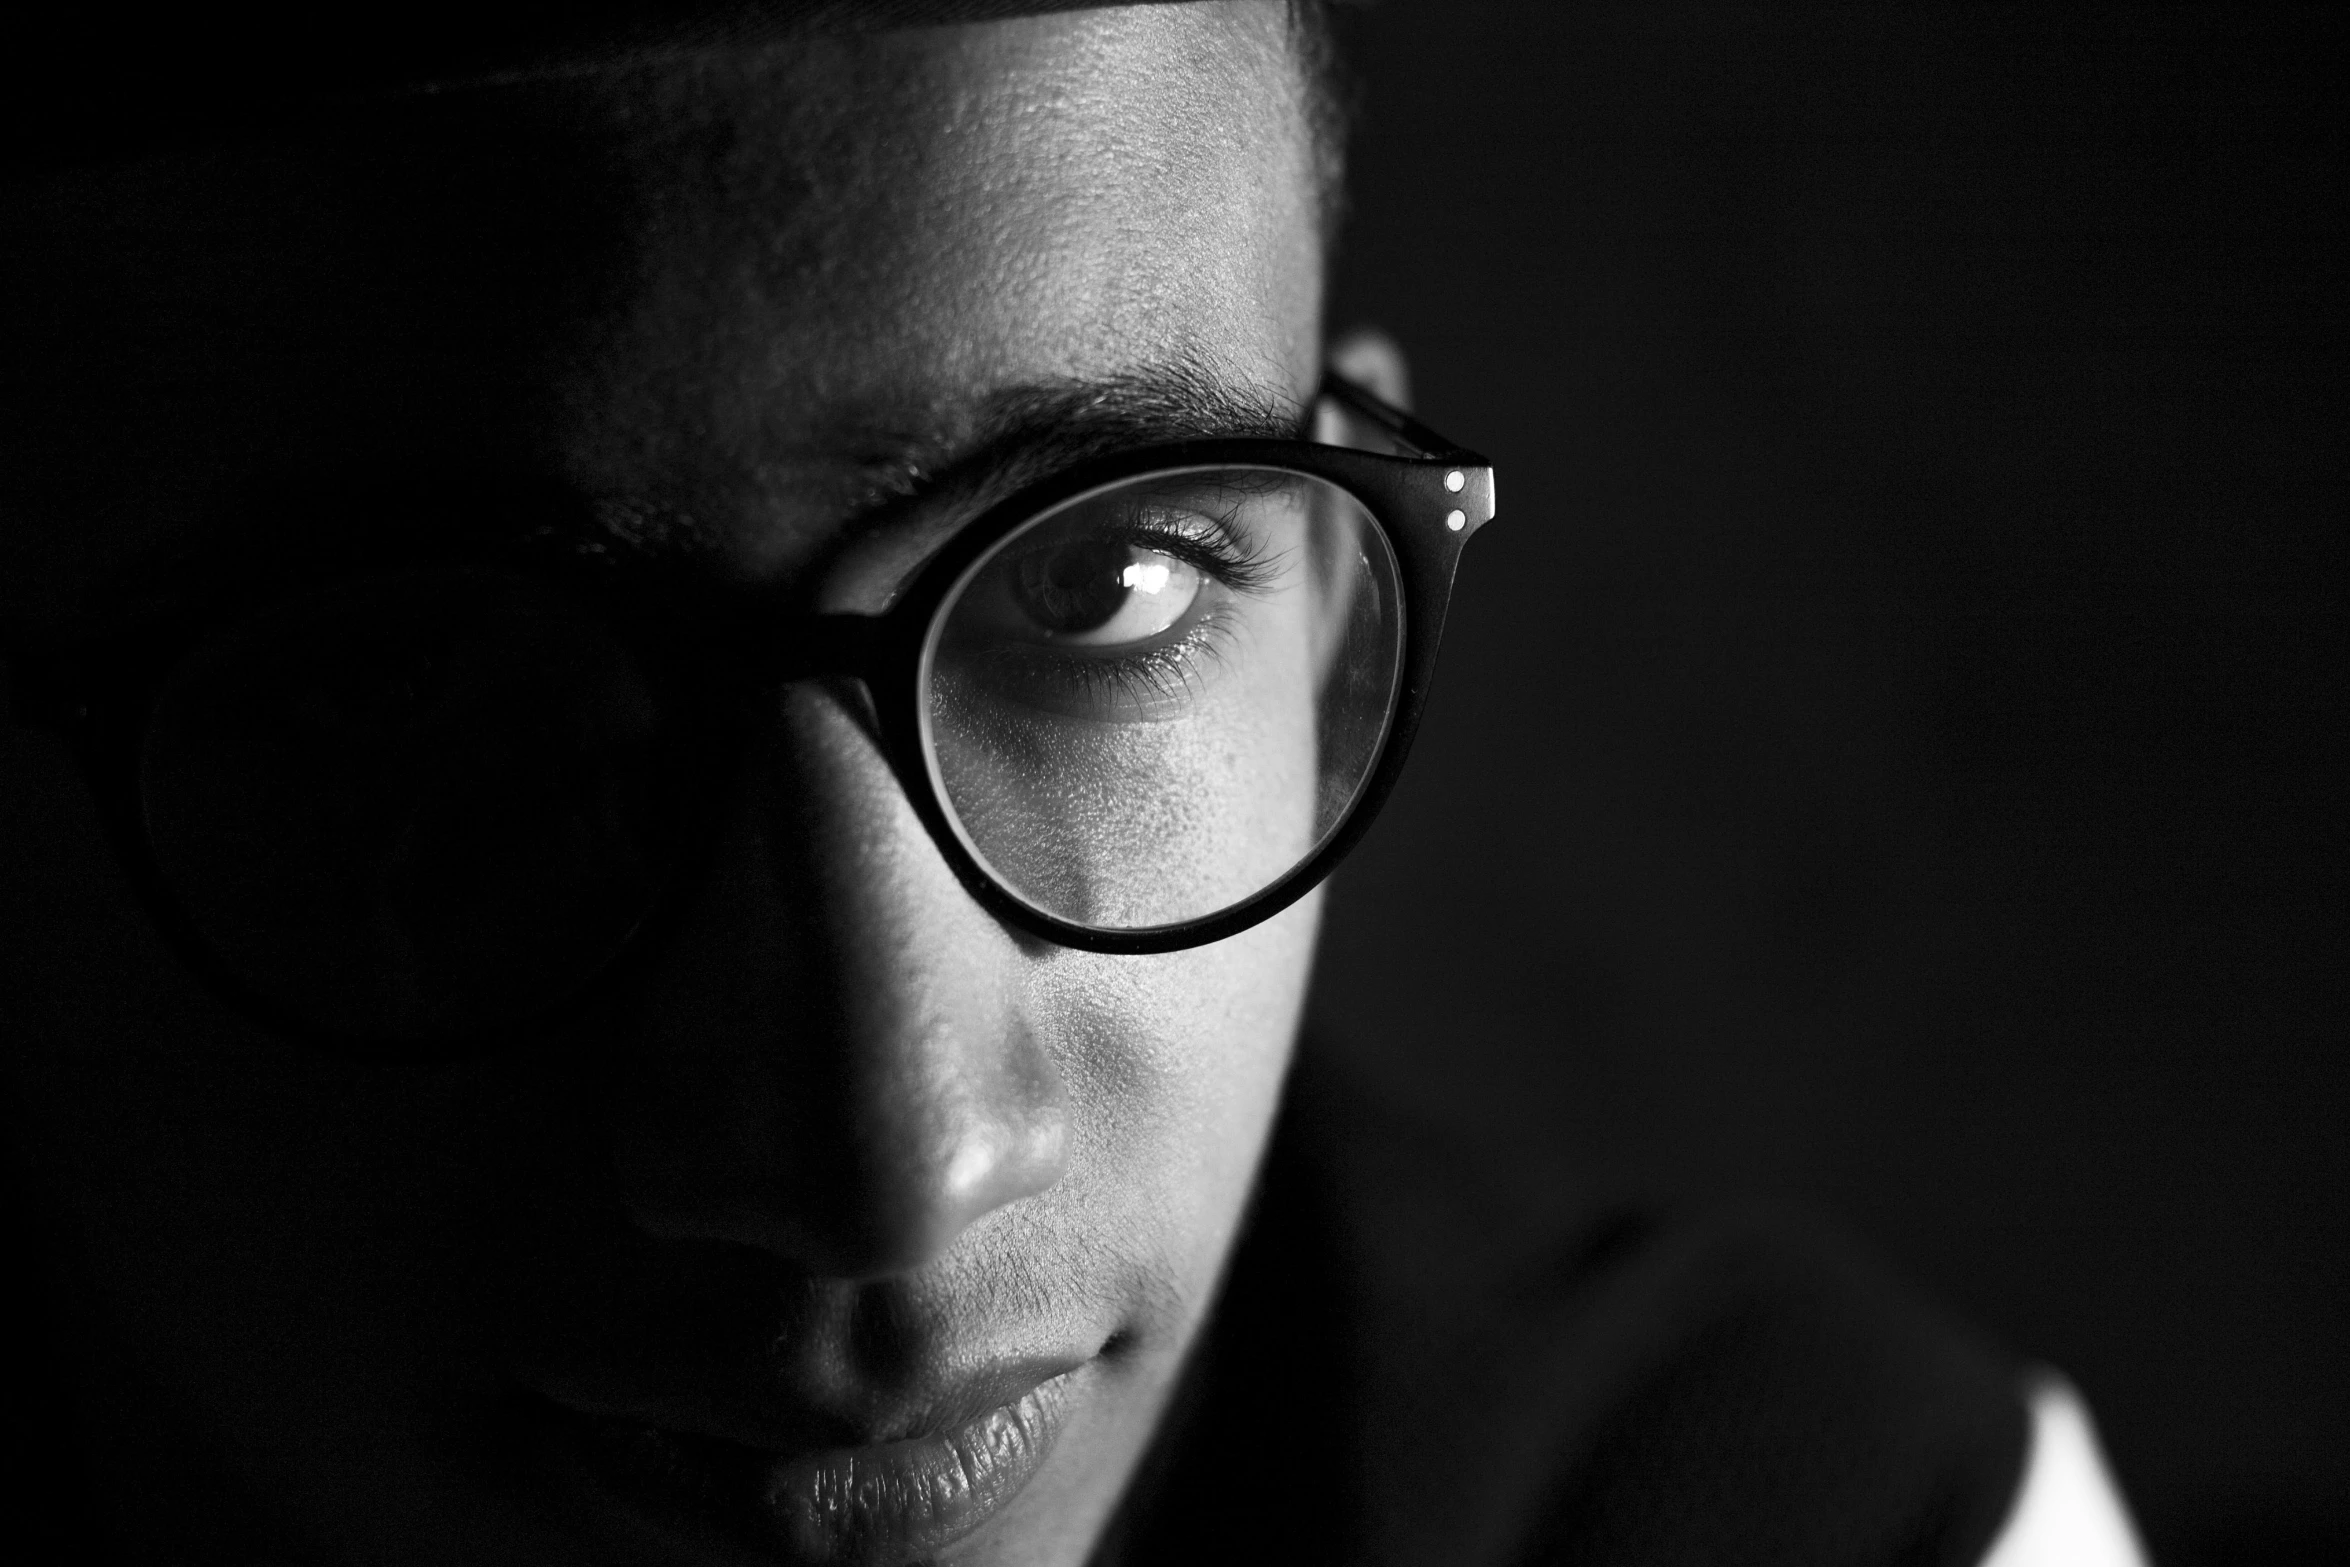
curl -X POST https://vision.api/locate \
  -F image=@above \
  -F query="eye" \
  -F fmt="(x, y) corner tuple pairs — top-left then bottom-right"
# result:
(998, 536), (1205, 648)
(295, 637), (448, 748)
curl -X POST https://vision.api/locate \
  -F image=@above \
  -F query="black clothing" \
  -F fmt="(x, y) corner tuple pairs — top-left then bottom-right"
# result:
(1099, 1043), (2031, 1567)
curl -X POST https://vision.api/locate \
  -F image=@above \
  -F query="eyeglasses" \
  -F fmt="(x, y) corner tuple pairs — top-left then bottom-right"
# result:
(4, 373), (1494, 1056)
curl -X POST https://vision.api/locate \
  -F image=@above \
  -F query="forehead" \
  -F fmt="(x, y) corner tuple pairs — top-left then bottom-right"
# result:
(0, 2), (1323, 613)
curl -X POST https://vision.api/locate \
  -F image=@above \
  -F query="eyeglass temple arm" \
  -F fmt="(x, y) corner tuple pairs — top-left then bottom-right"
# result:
(1317, 369), (1478, 463)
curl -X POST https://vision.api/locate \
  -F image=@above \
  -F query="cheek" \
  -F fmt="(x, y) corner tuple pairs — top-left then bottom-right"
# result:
(0, 723), (556, 1448)
(1032, 890), (1319, 1288)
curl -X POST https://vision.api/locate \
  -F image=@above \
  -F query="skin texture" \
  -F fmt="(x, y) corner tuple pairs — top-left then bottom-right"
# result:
(0, 6), (1345, 1563)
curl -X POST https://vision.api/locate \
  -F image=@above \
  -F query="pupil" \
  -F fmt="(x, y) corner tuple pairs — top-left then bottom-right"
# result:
(1010, 538), (1135, 635)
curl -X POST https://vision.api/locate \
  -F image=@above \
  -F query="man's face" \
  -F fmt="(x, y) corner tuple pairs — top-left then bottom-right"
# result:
(0, 7), (1326, 1563)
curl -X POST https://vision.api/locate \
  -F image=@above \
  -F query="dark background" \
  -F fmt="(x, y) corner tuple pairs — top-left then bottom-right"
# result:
(1306, 4), (2346, 1562)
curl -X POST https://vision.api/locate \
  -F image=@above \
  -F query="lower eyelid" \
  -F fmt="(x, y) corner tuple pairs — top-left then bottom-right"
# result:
(1051, 611), (1242, 709)
(956, 608), (1242, 723)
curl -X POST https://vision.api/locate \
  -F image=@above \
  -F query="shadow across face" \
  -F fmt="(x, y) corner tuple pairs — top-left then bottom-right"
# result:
(0, 8), (1331, 1565)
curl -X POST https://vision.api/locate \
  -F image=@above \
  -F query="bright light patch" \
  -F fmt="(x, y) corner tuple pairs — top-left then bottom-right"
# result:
(1120, 560), (1172, 596)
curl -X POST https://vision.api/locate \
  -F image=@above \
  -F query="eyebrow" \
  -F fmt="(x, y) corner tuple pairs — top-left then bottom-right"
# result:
(667, 359), (1315, 577)
(55, 362), (1313, 636)
(884, 359), (1305, 486)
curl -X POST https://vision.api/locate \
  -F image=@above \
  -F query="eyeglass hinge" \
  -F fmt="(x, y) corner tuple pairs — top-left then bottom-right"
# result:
(1438, 466), (1497, 537)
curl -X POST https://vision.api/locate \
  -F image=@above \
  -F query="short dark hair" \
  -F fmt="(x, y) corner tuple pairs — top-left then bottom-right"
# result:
(9, 1), (1360, 189)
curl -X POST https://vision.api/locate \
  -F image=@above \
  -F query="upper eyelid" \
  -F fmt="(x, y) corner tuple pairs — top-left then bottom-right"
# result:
(838, 387), (1309, 596)
(1130, 505), (1285, 593)
(1000, 499), (1277, 594)
(1126, 526), (1273, 592)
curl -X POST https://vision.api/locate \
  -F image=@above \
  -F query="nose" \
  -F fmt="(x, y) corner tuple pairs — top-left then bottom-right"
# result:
(612, 681), (1069, 1279)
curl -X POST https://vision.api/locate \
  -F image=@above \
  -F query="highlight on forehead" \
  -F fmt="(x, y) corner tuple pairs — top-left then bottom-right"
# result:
(554, 1), (1349, 250)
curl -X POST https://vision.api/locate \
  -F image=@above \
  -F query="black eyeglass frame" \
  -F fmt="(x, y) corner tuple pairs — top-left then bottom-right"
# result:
(3, 371), (1494, 1051)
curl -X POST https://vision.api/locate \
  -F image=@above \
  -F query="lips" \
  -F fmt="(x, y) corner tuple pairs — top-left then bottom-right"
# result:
(763, 1375), (1070, 1562)
(516, 1364), (1080, 1566)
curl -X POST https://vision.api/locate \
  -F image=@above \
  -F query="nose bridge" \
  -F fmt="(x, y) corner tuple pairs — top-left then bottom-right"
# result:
(615, 678), (1067, 1279)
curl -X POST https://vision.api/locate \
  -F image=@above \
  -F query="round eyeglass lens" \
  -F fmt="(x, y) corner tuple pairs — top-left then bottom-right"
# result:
(140, 568), (673, 1045)
(921, 466), (1404, 933)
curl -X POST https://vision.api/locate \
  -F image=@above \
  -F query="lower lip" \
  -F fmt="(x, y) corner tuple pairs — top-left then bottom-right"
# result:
(761, 1377), (1071, 1563)
(523, 1375), (1074, 1566)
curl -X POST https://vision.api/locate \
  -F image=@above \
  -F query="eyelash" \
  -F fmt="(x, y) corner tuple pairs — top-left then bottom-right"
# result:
(1122, 509), (1285, 598)
(1048, 609), (1246, 712)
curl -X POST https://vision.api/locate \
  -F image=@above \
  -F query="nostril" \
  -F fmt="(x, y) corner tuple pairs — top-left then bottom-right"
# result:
(943, 1123), (1054, 1212)
(856, 1051), (1069, 1272)
(942, 1096), (1068, 1212)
